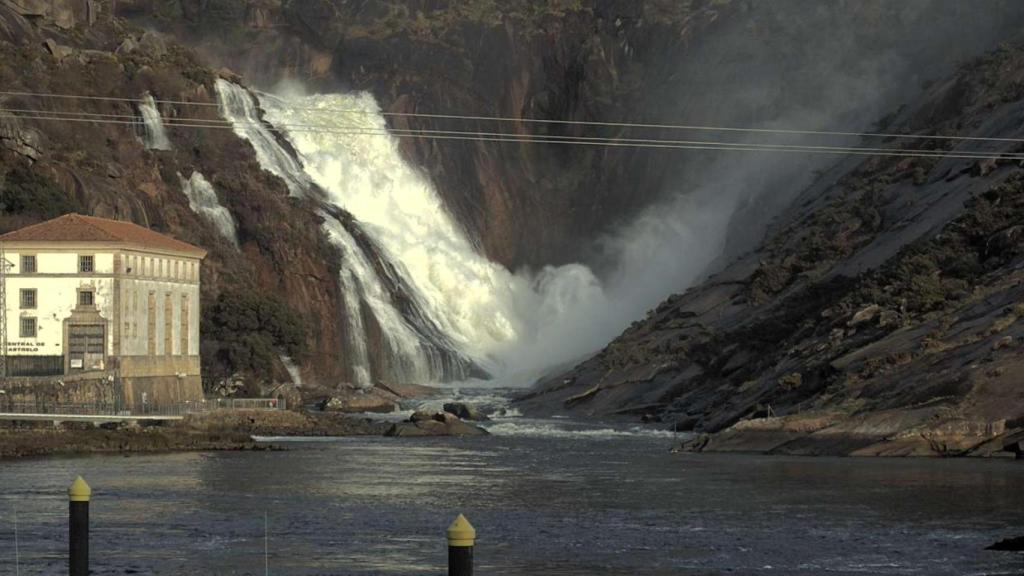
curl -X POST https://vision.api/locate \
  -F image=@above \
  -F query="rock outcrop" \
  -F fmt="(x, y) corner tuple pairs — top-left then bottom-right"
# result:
(443, 402), (489, 422)
(520, 42), (1024, 458)
(0, 2), (350, 388)
(117, 1), (1024, 273)
(386, 411), (489, 437)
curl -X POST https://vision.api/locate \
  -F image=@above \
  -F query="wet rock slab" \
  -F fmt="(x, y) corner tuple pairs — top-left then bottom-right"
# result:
(386, 411), (489, 437)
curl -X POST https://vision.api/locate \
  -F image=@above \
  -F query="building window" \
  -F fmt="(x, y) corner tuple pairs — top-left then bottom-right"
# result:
(21, 255), (36, 273)
(20, 289), (36, 309)
(180, 294), (189, 355)
(20, 317), (36, 338)
(79, 290), (94, 307)
(147, 291), (156, 356)
(79, 255), (94, 273)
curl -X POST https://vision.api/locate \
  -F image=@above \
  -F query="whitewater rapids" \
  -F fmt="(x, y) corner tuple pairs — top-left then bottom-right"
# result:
(255, 87), (613, 379)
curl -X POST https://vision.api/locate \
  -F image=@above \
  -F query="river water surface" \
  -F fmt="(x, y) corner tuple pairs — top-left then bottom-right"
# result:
(0, 416), (1022, 575)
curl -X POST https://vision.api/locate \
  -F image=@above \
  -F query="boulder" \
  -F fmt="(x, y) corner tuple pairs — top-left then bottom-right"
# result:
(443, 402), (489, 421)
(433, 411), (459, 424)
(137, 30), (168, 57)
(848, 304), (881, 327)
(50, 0), (73, 28)
(409, 410), (435, 422)
(43, 38), (72, 59)
(385, 417), (489, 437)
(4, 0), (77, 28)
(992, 336), (1015, 351)
(216, 67), (243, 83)
(385, 420), (446, 437)
(319, 394), (396, 414)
(778, 372), (802, 390)
(114, 37), (137, 55)
(0, 119), (43, 161)
(444, 419), (489, 436)
(986, 536), (1024, 551)
(4, 0), (47, 17)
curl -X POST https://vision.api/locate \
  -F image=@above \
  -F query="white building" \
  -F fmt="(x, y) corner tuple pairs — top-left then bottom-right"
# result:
(0, 213), (207, 407)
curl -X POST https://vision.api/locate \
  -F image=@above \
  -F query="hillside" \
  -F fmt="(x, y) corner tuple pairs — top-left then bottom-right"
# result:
(0, 0), (345, 390)
(4, 0), (1024, 441)
(520, 44), (1024, 457)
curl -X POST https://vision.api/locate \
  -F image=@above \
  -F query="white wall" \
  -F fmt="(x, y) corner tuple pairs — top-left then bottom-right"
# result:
(4, 251), (114, 356)
(2, 248), (201, 360)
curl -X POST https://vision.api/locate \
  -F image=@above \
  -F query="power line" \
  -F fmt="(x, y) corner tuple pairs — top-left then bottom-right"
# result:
(0, 106), (1002, 157)
(4, 89), (1024, 145)
(3, 111), (1022, 162)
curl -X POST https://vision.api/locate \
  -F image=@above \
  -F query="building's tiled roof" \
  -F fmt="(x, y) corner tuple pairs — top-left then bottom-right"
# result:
(0, 214), (206, 257)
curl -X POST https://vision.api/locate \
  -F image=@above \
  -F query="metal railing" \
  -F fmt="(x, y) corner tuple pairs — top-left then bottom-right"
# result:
(0, 397), (286, 417)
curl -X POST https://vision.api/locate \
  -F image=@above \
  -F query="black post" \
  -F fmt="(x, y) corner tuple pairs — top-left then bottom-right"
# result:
(68, 476), (91, 576)
(446, 514), (475, 576)
(448, 545), (473, 576)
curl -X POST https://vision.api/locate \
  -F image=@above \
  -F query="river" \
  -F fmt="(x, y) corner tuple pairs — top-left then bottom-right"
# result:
(0, 415), (1021, 575)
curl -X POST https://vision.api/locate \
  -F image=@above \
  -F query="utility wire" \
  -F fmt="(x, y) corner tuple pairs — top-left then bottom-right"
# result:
(3, 111), (1022, 161)
(0, 107), (993, 156)
(3, 89), (1024, 145)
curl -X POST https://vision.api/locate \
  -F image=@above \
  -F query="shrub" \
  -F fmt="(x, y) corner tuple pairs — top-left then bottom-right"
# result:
(0, 163), (81, 220)
(201, 290), (306, 379)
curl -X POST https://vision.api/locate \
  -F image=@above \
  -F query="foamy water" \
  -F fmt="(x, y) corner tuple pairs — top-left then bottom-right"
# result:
(258, 88), (612, 378)
(179, 171), (239, 248)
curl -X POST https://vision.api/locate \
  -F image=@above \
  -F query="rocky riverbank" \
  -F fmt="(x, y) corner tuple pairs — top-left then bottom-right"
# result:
(520, 42), (1024, 455)
(0, 406), (489, 460)
(675, 411), (1024, 458)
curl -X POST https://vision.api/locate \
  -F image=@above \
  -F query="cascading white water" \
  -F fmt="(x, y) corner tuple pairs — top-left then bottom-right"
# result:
(321, 214), (437, 387)
(136, 93), (172, 151)
(214, 80), (308, 195)
(215, 79), (466, 386)
(280, 356), (304, 387)
(214, 79), (627, 385)
(178, 171), (239, 248)
(258, 88), (612, 377)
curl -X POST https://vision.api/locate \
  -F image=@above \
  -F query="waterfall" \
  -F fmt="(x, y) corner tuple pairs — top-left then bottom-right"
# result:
(179, 171), (239, 248)
(258, 90), (522, 363)
(214, 80), (308, 195)
(256, 86), (613, 382)
(136, 93), (172, 150)
(280, 356), (303, 387)
(215, 79), (478, 386)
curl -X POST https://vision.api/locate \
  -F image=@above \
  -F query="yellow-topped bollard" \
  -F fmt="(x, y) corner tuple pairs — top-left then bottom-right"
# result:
(447, 514), (476, 547)
(447, 514), (475, 576)
(68, 476), (91, 502)
(68, 476), (91, 576)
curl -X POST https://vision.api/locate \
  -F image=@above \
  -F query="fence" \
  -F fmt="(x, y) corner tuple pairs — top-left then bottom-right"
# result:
(0, 397), (286, 417)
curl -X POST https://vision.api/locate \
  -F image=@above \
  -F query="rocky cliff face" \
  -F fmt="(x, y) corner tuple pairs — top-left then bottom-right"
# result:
(0, 0), (349, 389)
(7, 0), (1024, 439)
(520, 44), (1024, 457)
(115, 0), (734, 269)
(113, 0), (1024, 277)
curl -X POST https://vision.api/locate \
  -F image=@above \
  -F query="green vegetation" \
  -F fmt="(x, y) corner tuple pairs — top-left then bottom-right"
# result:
(851, 173), (1024, 315)
(201, 290), (306, 380)
(0, 163), (81, 221)
(329, 0), (591, 41)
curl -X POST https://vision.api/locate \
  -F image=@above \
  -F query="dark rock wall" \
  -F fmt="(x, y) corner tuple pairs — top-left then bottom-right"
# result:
(113, 0), (1024, 277)
(8, 0), (1024, 412)
(0, 1), (349, 387)
(520, 44), (1024, 453)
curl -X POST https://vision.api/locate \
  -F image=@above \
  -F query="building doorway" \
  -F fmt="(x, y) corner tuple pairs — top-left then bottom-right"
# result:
(67, 324), (106, 372)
